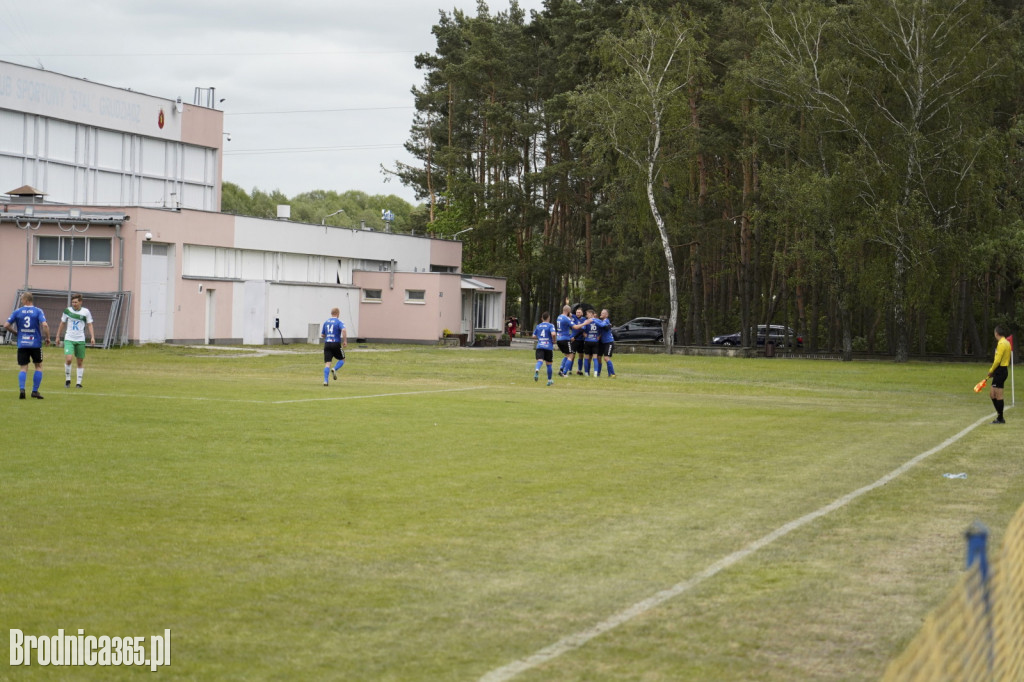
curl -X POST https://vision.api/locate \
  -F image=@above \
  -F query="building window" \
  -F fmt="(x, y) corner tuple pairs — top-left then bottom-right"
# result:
(363, 288), (382, 302)
(36, 236), (113, 265)
(356, 259), (391, 272)
(405, 289), (426, 304)
(473, 292), (502, 330)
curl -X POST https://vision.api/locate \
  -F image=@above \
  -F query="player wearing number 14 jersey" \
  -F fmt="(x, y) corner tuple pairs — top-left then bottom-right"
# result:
(320, 308), (348, 386)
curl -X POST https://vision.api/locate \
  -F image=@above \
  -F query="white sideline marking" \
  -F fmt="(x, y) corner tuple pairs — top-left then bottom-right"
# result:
(479, 411), (1002, 682)
(272, 386), (486, 404)
(72, 392), (265, 403)
(72, 386), (487, 405)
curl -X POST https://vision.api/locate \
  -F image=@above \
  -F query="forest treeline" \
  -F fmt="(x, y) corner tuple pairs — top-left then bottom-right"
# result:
(230, 0), (1024, 360)
(220, 183), (423, 234)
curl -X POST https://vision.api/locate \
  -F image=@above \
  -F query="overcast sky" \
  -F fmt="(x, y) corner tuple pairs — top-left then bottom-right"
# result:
(0, 0), (547, 206)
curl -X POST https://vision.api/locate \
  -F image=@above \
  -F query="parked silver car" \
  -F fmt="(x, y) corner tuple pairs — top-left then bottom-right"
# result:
(612, 317), (664, 343)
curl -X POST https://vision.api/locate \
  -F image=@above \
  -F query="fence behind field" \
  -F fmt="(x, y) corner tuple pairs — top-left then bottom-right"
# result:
(12, 289), (131, 348)
(882, 504), (1024, 681)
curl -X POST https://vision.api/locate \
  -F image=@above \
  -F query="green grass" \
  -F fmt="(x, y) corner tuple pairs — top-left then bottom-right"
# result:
(1, 344), (1020, 681)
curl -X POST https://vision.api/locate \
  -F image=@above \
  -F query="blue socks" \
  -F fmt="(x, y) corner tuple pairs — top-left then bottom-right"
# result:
(606, 360), (615, 376)
(18, 371), (41, 391)
(325, 361), (345, 382)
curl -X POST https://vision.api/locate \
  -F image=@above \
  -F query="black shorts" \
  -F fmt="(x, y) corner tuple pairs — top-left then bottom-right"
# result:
(324, 343), (346, 362)
(600, 341), (614, 358)
(535, 349), (553, 363)
(991, 366), (1008, 389)
(583, 341), (600, 356)
(571, 337), (584, 354)
(557, 340), (572, 355)
(17, 347), (42, 366)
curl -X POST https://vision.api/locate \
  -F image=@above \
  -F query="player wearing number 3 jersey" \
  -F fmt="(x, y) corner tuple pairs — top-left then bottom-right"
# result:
(4, 291), (50, 399)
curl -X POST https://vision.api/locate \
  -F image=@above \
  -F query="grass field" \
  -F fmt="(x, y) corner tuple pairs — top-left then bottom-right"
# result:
(1, 343), (1021, 681)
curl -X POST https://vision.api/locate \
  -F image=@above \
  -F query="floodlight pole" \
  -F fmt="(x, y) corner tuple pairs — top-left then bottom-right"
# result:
(15, 218), (43, 290)
(58, 220), (89, 307)
(321, 208), (346, 226)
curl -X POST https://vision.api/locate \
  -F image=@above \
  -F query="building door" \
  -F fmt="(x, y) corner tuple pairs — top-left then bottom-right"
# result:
(139, 243), (169, 343)
(242, 280), (267, 345)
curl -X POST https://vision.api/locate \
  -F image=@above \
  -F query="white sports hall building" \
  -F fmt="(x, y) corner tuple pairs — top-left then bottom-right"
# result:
(0, 60), (505, 346)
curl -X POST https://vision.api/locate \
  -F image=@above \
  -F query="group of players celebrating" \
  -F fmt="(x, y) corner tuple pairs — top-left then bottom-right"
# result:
(532, 304), (616, 385)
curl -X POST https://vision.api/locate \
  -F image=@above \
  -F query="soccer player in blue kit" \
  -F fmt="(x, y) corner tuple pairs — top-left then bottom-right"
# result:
(532, 312), (556, 386)
(571, 306), (586, 375)
(4, 291), (50, 399)
(555, 305), (576, 377)
(320, 307), (348, 386)
(573, 309), (603, 376)
(596, 308), (616, 377)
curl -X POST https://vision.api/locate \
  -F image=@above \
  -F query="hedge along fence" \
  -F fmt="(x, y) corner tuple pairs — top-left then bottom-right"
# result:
(882, 503), (1024, 681)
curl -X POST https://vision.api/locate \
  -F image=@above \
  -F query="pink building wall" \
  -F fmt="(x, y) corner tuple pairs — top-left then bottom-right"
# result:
(429, 239), (463, 270)
(354, 271), (465, 342)
(0, 204), (129, 298)
(130, 208), (235, 343)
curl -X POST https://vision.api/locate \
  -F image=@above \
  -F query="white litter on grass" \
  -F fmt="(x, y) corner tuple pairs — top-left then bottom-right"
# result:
(478, 411), (999, 682)
(943, 472), (968, 479)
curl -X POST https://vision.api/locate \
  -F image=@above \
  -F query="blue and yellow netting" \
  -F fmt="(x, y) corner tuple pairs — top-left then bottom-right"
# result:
(882, 503), (1024, 681)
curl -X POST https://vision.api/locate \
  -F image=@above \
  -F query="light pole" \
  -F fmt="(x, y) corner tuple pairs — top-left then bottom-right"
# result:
(321, 208), (346, 226)
(58, 216), (88, 306)
(15, 213), (42, 290)
(453, 227), (474, 240)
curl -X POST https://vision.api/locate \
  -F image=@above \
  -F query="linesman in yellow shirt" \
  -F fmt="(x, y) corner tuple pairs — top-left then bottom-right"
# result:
(987, 326), (1011, 424)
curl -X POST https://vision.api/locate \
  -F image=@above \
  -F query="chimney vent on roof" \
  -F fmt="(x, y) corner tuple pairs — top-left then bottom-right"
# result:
(5, 185), (46, 203)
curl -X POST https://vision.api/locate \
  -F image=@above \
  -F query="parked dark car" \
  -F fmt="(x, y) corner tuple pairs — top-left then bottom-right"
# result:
(612, 317), (665, 343)
(712, 324), (802, 347)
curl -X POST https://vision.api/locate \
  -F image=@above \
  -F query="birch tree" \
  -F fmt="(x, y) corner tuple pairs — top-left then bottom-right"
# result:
(571, 5), (709, 348)
(758, 0), (1007, 360)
